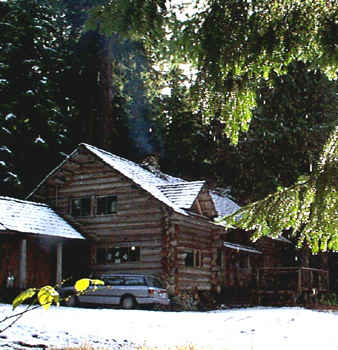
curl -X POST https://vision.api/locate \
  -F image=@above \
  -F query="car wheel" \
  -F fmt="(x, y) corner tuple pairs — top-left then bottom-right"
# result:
(65, 294), (78, 307)
(121, 295), (135, 309)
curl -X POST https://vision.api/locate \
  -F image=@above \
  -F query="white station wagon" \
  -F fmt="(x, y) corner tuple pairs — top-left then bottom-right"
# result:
(60, 274), (170, 309)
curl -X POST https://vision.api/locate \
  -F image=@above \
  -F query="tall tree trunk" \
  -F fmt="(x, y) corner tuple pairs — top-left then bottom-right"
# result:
(98, 35), (115, 151)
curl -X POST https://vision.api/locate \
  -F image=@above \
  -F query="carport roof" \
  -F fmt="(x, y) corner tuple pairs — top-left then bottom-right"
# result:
(0, 196), (84, 240)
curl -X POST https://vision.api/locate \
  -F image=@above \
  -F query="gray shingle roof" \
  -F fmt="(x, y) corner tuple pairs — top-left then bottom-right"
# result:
(156, 181), (205, 209)
(210, 191), (241, 218)
(0, 196), (84, 239)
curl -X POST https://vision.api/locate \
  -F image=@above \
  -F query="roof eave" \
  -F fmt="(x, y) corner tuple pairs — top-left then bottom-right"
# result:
(26, 146), (81, 199)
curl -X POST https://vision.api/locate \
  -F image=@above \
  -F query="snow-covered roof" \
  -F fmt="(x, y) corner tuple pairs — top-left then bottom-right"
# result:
(156, 181), (205, 209)
(0, 196), (84, 239)
(29, 143), (240, 220)
(82, 144), (190, 216)
(83, 144), (239, 218)
(210, 191), (241, 219)
(224, 241), (262, 254)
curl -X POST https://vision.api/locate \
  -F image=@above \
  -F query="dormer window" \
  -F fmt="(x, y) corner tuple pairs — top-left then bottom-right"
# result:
(96, 195), (117, 215)
(70, 197), (91, 217)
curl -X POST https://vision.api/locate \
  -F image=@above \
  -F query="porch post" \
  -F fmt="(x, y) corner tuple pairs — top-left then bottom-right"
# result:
(19, 239), (27, 289)
(56, 242), (63, 284)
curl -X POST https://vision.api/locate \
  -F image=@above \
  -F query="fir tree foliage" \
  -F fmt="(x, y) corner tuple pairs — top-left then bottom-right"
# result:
(223, 126), (338, 253)
(87, 0), (338, 144)
(0, 0), (72, 195)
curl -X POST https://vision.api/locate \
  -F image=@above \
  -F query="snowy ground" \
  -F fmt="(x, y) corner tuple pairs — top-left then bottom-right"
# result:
(0, 303), (338, 350)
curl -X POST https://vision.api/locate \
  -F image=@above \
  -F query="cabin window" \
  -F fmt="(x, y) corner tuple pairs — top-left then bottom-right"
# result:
(184, 251), (194, 267)
(95, 246), (140, 264)
(184, 250), (202, 267)
(96, 195), (117, 215)
(70, 197), (91, 217)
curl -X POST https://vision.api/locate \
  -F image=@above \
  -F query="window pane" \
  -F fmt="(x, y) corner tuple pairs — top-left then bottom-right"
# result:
(120, 247), (129, 263)
(105, 248), (114, 263)
(125, 276), (145, 286)
(81, 198), (91, 216)
(146, 277), (163, 288)
(70, 199), (81, 217)
(129, 246), (140, 262)
(97, 196), (117, 215)
(112, 247), (122, 264)
(70, 197), (91, 217)
(184, 252), (194, 267)
(105, 277), (125, 286)
(97, 246), (140, 265)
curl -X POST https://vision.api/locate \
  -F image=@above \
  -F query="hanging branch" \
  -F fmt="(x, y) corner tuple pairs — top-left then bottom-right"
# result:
(221, 126), (338, 253)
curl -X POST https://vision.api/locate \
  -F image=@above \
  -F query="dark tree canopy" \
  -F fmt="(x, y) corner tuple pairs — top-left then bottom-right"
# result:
(88, 0), (337, 141)
(0, 0), (163, 196)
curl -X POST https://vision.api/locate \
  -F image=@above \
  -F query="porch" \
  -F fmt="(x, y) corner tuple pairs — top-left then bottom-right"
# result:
(256, 267), (329, 305)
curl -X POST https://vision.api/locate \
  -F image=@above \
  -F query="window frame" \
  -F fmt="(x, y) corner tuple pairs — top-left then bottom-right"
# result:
(95, 246), (140, 265)
(183, 249), (202, 268)
(96, 195), (117, 216)
(69, 197), (91, 217)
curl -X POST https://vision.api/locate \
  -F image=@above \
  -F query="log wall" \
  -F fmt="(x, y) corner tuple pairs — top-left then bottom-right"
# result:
(171, 216), (218, 292)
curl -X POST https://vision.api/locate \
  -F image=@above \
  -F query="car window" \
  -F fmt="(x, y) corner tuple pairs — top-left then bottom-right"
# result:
(124, 276), (146, 286)
(146, 276), (163, 288)
(104, 277), (125, 286)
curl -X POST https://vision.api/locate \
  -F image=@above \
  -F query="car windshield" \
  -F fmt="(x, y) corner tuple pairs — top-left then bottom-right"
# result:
(146, 276), (163, 288)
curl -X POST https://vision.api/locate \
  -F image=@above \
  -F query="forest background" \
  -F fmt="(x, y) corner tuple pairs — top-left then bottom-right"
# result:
(1, 0), (337, 251)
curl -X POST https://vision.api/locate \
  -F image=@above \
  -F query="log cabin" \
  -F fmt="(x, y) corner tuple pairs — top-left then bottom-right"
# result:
(27, 143), (233, 296)
(4, 142), (327, 304)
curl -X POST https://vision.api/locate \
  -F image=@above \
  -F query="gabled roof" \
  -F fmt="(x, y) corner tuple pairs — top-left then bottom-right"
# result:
(210, 190), (241, 219)
(0, 196), (84, 240)
(81, 144), (190, 216)
(29, 143), (240, 219)
(156, 181), (205, 209)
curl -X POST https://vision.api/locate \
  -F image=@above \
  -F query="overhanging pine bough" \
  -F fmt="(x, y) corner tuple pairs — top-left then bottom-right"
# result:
(222, 126), (338, 253)
(86, 0), (338, 144)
